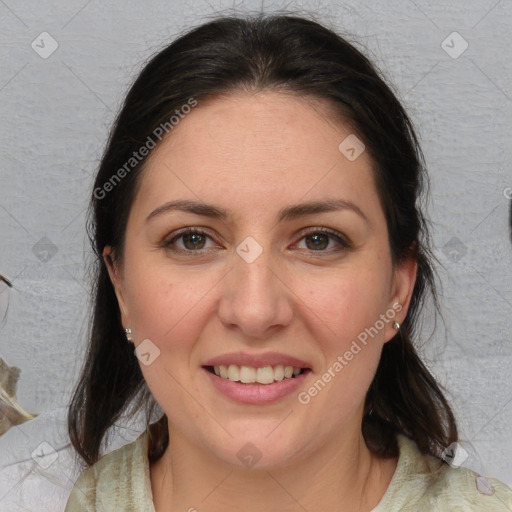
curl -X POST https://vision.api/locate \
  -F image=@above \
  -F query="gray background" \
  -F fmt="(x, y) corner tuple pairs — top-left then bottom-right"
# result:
(0, 0), (511, 509)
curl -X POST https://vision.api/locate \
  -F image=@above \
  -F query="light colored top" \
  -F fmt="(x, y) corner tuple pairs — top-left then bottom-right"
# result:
(64, 431), (512, 511)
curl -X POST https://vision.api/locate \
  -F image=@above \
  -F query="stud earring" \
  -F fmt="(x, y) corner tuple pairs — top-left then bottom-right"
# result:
(393, 321), (400, 331)
(124, 328), (133, 342)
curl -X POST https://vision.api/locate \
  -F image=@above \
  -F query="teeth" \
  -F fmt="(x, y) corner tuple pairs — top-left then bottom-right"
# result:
(274, 365), (285, 381)
(227, 364), (239, 381)
(212, 364), (304, 384)
(256, 366), (274, 384)
(240, 366), (256, 383)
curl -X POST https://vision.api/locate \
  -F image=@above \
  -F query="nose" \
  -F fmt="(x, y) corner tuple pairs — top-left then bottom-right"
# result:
(217, 241), (294, 340)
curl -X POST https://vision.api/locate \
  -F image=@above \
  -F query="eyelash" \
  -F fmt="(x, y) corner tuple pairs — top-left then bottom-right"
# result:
(162, 227), (352, 256)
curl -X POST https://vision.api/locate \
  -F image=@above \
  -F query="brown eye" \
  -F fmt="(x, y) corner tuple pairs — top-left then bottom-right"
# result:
(296, 228), (351, 252)
(164, 228), (216, 253)
(304, 233), (329, 250)
(182, 232), (207, 250)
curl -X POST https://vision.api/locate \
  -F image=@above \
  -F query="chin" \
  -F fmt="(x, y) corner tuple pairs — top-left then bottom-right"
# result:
(204, 427), (307, 471)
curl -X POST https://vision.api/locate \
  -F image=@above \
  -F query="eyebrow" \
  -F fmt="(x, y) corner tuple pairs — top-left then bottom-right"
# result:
(145, 198), (368, 225)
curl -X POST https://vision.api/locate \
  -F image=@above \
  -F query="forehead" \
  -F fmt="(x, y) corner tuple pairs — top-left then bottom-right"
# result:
(132, 91), (382, 224)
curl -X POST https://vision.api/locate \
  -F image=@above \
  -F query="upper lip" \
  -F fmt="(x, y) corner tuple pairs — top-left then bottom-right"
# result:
(203, 352), (312, 370)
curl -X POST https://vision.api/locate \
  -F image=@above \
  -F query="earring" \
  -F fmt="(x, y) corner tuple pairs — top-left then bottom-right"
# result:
(393, 321), (400, 331)
(124, 328), (133, 342)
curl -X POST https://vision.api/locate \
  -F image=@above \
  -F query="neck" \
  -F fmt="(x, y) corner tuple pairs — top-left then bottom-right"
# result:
(150, 422), (397, 512)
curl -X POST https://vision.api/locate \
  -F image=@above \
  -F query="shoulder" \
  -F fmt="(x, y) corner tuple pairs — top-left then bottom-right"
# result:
(64, 430), (154, 512)
(376, 434), (512, 512)
(422, 464), (512, 511)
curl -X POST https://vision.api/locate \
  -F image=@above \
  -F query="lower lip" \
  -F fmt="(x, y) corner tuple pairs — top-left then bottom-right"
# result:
(202, 367), (311, 404)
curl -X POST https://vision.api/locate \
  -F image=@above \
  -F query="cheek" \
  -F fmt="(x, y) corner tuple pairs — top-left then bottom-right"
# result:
(301, 269), (391, 347)
(123, 253), (219, 352)
(129, 278), (205, 339)
(124, 267), (216, 409)
(299, 276), (388, 407)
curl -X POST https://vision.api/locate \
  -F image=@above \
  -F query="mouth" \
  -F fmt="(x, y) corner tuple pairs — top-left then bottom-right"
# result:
(202, 364), (312, 385)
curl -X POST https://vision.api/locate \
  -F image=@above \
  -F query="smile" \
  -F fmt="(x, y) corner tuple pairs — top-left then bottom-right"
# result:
(202, 364), (312, 404)
(204, 364), (310, 385)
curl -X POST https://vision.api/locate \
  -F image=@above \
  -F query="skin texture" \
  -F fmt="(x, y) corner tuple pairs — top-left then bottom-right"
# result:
(104, 91), (417, 511)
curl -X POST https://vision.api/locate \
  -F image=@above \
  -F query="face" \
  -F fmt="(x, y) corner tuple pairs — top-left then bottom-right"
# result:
(105, 91), (416, 469)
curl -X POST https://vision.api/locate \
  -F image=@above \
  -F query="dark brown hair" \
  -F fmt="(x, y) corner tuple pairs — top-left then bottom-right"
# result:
(68, 13), (457, 468)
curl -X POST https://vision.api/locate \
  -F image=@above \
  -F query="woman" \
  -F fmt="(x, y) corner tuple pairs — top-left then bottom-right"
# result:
(64, 14), (512, 511)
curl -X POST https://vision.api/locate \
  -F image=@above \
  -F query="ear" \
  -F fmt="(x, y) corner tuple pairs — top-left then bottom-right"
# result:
(103, 246), (130, 326)
(384, 255), (417, 342)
